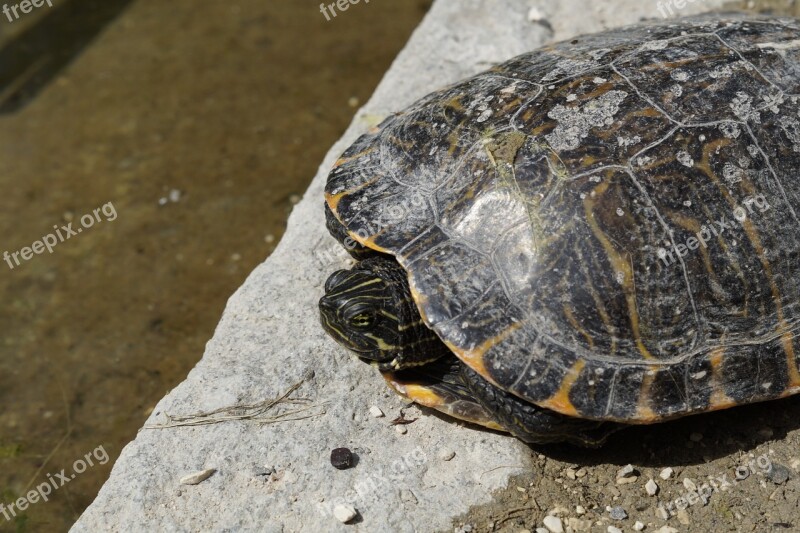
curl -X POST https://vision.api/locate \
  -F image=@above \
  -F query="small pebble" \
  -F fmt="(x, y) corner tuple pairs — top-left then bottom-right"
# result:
(536, 529), (549, 533)
(633, 522), (645, 531)
(609, 506), (627, 520)
(168, 189), (181, 202)
(575, 467), (588, 478)
(575, 505), (586, 515)
(527, 6), (546, 22)
(616, 475), (638, 484)
(251, 465), (275, 479)
(565, 468), (577, 480)
(645, 478), (659, 496)
(656, 527), (678, 533)
(333, 504), (357, 523)
(767, 463), (791, 484)
(676, 509), (691, 525)
(683, 478), (697, 491)
(790, 458), (800, 470)
(608, 527), (623, 533)
(369, 406), (384, 418)
(180, 468), (216, 485)
(438, 448), (456, 461)
(395, 425), (407, 434)
(542, 515), (564, 533)
(689, 432), (703, 442)
(400, 489), (417, 504)
(659, 467), (674, 480)
(330, 448), (354, 470)
(617, 464), (636, 478)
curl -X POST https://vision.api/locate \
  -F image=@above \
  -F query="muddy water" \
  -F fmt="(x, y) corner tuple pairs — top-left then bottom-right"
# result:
(0, 1), (430, 530)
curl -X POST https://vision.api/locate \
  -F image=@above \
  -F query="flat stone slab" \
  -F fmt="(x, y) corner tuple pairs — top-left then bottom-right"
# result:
(73, 0), (728, 531)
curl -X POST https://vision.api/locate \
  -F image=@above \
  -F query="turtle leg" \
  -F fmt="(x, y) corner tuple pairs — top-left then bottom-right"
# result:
(381, 356), (504, 431)
(459, 364), (626, 448)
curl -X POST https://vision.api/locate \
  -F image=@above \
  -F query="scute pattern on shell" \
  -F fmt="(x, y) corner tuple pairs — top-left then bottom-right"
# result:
(325, 14), (800, 422)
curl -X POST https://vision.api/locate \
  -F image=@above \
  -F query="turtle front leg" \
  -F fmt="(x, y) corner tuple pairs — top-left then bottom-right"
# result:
(381, 356), (505, 431)
(459, 364), (626, 448)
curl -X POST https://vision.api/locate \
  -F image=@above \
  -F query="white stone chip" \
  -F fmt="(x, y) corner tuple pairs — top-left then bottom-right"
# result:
(645, 478), (659, 496)
(543, 515), (564, 533)
(660, 467), (674, 480)
(438, 449), (456, 461)
(179, 468), (216, 486)
(333, 504), (357, 523)
(369, 405), (384, 418)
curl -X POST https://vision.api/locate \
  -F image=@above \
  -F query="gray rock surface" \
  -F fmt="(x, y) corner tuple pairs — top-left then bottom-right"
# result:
(73, 0), (728, 531)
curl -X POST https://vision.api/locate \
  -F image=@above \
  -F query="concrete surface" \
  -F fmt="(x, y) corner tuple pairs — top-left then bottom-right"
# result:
(71, 0), (739, 531)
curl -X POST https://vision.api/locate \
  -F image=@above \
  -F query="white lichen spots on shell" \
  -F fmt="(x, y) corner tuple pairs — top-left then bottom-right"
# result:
(640, 39), (669, 51)
(545, 91), (628, 151)
(690, 370), (707, 379)
(719, 121), (741, 138)
(617, 135), (641, 148)
(542, 59), (599, 83)
(670, 69), (690, 82)
(676, 150), (694, 167)
(723, 162), (744, 184)
(710, 64), (733, 79)
(763, 91), (785, 114)
(778, 116), (800, 152)
(730, 92), (761, 123)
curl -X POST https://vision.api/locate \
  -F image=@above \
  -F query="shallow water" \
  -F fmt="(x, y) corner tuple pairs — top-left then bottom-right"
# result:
(0, 1), (430, 530)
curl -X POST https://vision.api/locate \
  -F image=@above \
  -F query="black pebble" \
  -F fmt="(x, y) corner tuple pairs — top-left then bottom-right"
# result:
(330, 447), (353, 470)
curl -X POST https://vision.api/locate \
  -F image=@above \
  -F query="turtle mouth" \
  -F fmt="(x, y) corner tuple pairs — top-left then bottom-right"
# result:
(359, 356), (409, 372)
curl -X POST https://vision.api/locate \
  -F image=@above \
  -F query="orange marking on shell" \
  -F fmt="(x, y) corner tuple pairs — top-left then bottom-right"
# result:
(445, 323), (523, 381)
(332, 147), (376, 169)
(781, 332), (800, 388)
(635, 367), (659, 421)
(708, 347), (736, 408)
(539, 360), (585, 417)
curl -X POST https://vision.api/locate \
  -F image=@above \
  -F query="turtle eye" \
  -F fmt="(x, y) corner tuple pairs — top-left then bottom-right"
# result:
(344, 305), (378, 329)
(349, 311), (377, 329)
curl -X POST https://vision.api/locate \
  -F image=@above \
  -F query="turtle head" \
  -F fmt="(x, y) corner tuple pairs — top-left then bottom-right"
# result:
(319, 256), (447, 370)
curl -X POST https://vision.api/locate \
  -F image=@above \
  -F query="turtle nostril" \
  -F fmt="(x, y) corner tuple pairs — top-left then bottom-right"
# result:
(318, 295), (337, 314)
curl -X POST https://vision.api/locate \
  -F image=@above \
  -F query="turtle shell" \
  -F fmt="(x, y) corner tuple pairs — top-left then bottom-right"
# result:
(325, 14), (800, 423)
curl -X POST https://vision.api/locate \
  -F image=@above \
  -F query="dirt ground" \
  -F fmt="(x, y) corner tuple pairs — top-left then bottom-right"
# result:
(450, 2), (800, 532)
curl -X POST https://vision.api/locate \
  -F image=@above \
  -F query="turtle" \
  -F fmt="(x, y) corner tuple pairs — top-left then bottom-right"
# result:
(318, 13), (800, 447)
